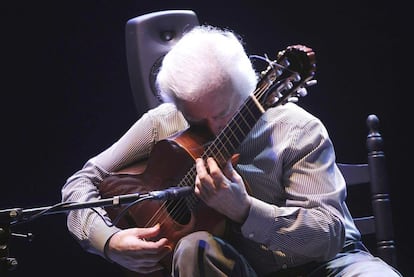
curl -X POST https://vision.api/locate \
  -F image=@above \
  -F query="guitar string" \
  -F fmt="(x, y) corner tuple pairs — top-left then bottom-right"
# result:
(137, 54), (296, 233)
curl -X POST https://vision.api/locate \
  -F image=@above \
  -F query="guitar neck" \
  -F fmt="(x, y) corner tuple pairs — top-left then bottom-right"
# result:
(203, 95), (264, 164)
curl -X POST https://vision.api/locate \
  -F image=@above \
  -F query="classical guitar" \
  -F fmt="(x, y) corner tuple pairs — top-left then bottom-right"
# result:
(98, 45), (316, 277)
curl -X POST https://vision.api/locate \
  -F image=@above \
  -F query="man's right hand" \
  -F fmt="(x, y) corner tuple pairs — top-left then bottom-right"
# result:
(105, 224), (172, 274)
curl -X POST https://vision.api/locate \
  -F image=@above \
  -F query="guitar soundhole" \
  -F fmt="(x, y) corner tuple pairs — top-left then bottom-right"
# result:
(166, 199), (192, 225)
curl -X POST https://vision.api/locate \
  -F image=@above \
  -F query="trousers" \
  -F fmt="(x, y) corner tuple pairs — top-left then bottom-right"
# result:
(171, 231), (402, 277)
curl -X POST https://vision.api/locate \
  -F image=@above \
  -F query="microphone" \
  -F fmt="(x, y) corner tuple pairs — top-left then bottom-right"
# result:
(148, 186), (193, 200)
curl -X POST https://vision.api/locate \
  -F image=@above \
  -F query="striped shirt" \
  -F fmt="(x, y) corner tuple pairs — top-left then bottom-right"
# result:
(61, 101), (360, 273)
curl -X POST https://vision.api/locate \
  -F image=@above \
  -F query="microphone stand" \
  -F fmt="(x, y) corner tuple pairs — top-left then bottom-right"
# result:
(0, 192), (150, 275)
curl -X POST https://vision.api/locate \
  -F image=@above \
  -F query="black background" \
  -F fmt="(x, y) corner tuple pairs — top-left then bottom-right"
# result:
(2, 1), (410, 276)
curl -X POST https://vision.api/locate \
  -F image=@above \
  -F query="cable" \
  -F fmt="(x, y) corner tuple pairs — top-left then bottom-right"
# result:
(91, 196), (153, 227)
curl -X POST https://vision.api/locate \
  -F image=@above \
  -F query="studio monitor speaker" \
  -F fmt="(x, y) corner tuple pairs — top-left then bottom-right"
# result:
(125, 10), (200, 114)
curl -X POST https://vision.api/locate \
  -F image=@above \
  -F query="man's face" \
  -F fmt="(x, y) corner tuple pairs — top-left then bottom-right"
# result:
(178, 85), (243, 136)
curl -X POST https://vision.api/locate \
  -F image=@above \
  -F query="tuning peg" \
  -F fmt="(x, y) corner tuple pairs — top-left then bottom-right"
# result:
(287, 87), (308, 103)
(297, 87), (308, 97)
(305, 79), (317, 87)
(288, 97), (299, 103)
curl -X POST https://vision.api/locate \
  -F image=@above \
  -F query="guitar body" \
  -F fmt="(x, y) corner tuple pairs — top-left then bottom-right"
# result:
(99, 127), (228, 277)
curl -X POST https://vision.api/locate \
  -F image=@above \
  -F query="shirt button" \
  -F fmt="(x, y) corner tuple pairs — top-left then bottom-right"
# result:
(248, 233), (254, 238)
(282, 264), (288, 269)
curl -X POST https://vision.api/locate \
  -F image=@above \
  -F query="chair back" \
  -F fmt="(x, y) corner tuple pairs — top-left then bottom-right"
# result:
(338, 114), (397, 267)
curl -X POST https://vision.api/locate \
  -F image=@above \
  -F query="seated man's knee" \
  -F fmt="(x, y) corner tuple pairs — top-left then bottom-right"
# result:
(174, 231), (212, 256)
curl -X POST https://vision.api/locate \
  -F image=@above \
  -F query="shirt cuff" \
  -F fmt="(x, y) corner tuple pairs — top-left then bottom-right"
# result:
(241, 197), (299, 243)
(241, 197), (275, 242)
(89, 216), (121, 260)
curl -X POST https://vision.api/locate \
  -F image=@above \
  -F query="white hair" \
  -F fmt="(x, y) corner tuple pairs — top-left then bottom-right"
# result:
(156, 25), (258, 103)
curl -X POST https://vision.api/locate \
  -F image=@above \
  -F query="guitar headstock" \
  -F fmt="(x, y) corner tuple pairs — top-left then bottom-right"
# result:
(255, 44), (316, 109)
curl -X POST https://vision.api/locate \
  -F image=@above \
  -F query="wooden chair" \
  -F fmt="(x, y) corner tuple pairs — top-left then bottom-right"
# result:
(337, 114), (397, 268)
